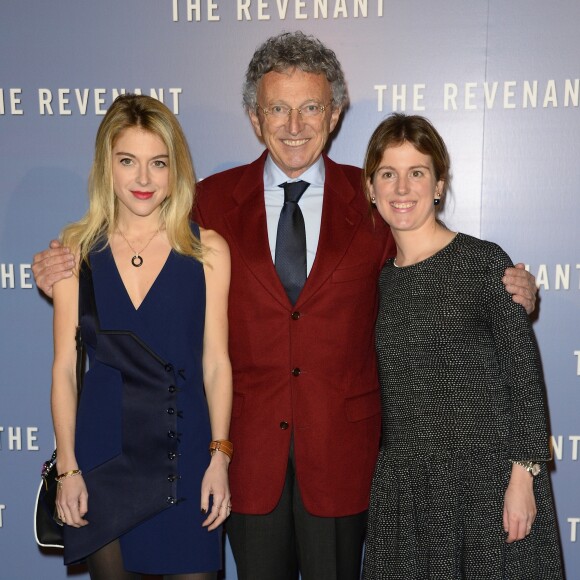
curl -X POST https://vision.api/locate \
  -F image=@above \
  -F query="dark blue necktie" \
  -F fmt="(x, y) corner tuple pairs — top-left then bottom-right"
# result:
(275, 180), (310, 304)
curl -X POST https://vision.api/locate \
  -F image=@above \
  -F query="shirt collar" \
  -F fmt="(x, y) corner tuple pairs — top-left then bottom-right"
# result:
(264, 154), (325, 190)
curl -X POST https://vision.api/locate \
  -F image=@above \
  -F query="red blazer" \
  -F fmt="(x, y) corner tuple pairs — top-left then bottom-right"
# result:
(195, 151), (394, 517)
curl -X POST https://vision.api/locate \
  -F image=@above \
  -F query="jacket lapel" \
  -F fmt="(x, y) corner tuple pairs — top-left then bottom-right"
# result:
(296, 155), (364, 306)
(224, 152), (290, 308)
(224, 152), (365, 309)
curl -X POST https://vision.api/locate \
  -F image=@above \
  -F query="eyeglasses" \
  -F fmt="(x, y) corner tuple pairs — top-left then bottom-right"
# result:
(257, 102), (331, 121)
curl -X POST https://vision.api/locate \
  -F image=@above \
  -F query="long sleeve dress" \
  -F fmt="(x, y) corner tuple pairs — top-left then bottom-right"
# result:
(363, 233), (563, 579)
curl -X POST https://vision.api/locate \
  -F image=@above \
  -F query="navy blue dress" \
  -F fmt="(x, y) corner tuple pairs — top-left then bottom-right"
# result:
(63, 225), (221, 574)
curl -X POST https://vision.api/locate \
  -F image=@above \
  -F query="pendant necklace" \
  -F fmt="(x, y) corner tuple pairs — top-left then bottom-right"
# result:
(117, 228), (160, 268)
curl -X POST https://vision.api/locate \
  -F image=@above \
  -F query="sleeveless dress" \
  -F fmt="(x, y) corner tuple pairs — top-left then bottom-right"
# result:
(363, 233), (562, 579)
(63, 224), (222, 574)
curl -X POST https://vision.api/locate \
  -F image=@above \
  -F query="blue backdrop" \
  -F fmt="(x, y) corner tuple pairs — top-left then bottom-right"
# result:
(1, 1), (578, 577)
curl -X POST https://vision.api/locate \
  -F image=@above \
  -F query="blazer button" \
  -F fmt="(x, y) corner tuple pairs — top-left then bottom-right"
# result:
(168, 451), (177, 460)
(279, 421), (289, 430)
(167, 496), (176, 505)
(291, 368), (301, 376)
(167, 407), (175, 415)
(291, 311), (301, 320)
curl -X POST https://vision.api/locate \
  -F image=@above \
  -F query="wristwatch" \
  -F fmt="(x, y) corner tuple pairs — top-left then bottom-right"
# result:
(511, 460), (541, 477)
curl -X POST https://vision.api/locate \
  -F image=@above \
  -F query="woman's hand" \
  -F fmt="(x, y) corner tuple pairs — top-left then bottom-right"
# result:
(56, 474), (89, 528)
(503, 463), (536, 543)
(199, 227), (233, 532)
(200, 452), (231, 531)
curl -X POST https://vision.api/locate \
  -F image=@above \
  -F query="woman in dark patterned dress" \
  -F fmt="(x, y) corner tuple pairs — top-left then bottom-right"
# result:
(361, 113), (563, 579)
(50, 94), (232, 579)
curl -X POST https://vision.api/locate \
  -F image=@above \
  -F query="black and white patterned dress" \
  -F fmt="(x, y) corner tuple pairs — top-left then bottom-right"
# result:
(363, 233), (563, 579)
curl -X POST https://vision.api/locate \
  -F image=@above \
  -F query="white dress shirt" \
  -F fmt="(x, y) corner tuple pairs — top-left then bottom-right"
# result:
(263, 155), (325, 276)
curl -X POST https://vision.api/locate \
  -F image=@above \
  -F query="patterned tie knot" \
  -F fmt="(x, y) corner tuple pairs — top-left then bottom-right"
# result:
(280, 180), (310, 204)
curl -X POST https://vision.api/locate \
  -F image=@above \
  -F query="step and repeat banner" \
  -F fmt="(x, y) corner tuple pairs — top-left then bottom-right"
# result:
(1, 1), (578, 578)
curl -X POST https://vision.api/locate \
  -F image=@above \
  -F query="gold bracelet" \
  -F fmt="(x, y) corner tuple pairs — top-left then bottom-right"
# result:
(55, 469), (82, 482)
(209, 439), (233, 461)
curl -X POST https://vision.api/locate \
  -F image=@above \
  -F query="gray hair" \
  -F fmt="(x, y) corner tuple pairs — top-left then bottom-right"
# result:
(242, 31), (349, 112)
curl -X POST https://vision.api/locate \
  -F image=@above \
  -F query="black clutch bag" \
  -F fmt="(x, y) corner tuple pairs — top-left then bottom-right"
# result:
(34, 450), (64, 548)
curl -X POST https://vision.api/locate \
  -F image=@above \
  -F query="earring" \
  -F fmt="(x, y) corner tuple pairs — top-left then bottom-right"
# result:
(434, 197), (440, 206)
(371, 196), (376, 204)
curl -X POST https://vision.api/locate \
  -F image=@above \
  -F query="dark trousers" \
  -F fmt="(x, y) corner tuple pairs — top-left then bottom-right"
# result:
(226, 446), (367, 580)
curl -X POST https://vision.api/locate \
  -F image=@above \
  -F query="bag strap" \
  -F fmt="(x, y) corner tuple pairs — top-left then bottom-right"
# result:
(75, 261), (88, 397)
(75, 325), (84, 397)
(75, 254), (99, 397)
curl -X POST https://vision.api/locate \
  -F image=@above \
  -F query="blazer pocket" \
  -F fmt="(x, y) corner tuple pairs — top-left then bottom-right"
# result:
(331, 262), (374, 283)
(345, 389), (381, 422)
(232, 391), (245, 418)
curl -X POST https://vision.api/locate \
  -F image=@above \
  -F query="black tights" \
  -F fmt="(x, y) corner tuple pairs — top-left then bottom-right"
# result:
(87, 539), (217, 580)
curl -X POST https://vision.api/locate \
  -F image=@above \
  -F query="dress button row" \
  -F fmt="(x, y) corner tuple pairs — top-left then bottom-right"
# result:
(166, 364), (180, 497)
(280, 421), (289, 430)
(291, 368), (301, 376)
(291, 311), (301, 320)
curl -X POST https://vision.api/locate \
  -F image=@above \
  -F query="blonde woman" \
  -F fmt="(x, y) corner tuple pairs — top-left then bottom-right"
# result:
(51, 94), (232, 579)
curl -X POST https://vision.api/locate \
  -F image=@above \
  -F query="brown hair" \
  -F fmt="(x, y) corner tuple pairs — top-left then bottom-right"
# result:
(363, 113), (451, 207)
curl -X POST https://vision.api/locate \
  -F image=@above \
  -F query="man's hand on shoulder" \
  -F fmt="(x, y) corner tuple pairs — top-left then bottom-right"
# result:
(502, 263), (537, 315)
(32, 239), (76, 298)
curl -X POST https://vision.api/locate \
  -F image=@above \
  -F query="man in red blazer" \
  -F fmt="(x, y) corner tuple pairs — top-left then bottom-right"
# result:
(192, 32), (394, 580)
(32, 31), (537, 580)
(196, 149), (392, 578)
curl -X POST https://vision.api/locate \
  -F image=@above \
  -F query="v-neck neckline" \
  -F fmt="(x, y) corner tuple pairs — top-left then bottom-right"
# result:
(108, 245), (173, 311)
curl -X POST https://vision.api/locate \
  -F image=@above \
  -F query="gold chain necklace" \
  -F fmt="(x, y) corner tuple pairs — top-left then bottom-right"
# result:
(117, 228), (160, 268)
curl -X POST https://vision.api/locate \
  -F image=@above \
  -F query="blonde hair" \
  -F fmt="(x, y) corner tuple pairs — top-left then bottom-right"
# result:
(61, 94), (203, 265)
